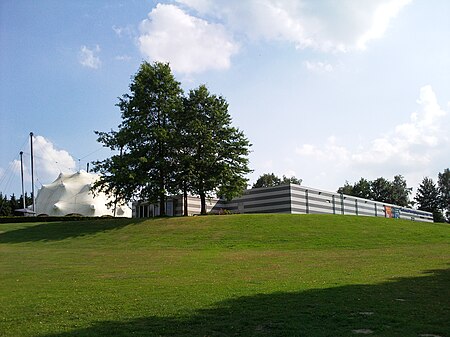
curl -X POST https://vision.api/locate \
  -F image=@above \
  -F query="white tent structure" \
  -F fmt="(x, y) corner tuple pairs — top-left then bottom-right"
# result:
(35, 170), (131, 217)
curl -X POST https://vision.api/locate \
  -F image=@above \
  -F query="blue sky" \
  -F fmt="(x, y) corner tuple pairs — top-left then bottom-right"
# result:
(1, 0), (449, 199)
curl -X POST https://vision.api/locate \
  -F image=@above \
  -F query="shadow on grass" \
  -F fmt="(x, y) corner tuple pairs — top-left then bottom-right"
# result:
(41, 268), (449, 337)
(0, 218), (144, 243)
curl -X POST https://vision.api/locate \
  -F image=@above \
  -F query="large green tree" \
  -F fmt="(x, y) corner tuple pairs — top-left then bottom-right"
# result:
(0, 192), (11, 216)
(415, 177), (444, 222)
(252, 173), (281, 188)
(389, 175), (412, 206)
(181, 85), (251, 215)
(353, 178), (372, 200)
(370, 177), (392, 203)
(252, 173), (302, 188)
(437, 168), (450, 222)
(93, 62), (184, 216)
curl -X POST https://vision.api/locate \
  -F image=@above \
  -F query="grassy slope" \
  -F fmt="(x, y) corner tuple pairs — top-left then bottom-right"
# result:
(0, 214), (448, 337)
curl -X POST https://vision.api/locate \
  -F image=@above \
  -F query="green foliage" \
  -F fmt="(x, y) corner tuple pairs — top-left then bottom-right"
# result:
(93, 63), (251, 216)
(390, 175), (412, 206)
(370, 177), (393, 203)
(93, 62), (184, 215)
(337, 180), (353, 195)
(337, 175), (411, 206)
(281, 175), (302, 185)
(0, 215), (449, 336)
(180, 85), (251, 214)
(437, 168), (450, 222)
(415, 177), (444, 222)
(353, 178), (372, 199)
(0, 192), (33, 216)
(253, 173), (302, 188)
(253, 173), (281, 188)
(0, 192), (12, 216)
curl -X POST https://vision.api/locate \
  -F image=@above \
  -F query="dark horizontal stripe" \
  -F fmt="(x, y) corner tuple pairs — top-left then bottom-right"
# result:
(244, 207), (292, 214)
(400, 208), (434, 217)
(234, 193), (291, 204)
(292, 200), (334, 211)
(244, 200), (292, 209)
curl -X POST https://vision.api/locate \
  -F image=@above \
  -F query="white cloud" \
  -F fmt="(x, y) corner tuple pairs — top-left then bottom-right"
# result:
(304, 61), (333, 73)
(115, 55), (131, 61)
(295, 85), (449, 189)
(11, 136), (76, 187)
(176, 0), (411, 52)
(138, 0), (410, 73)
(79, 45), (101, 69)
(138, 4), (239, 74)
(176, 0), (212, 13)
(351, 85), (448, 167)
(296, 136), (350, 167)
(356, 0), (412, 50)
(112, 25), (135, 38)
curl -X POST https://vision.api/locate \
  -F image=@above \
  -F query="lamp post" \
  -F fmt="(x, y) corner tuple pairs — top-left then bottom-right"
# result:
(30, 132), (35, 213)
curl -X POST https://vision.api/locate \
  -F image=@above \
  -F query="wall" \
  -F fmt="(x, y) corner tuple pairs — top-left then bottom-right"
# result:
(132, 183), (434, 223)
(232, 183), (433, 223)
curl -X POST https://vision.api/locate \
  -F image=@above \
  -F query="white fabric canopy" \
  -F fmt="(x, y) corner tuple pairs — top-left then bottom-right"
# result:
(35, 170), (131, 217)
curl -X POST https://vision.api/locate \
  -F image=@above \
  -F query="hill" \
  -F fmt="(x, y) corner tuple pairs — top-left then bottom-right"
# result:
(0, 214), (449, 336)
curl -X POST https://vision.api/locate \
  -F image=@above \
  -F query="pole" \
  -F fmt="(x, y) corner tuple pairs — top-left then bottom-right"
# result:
(20, 151), (26, 209)
(30, 132), (35, 213)
(305, 190), (309, 214)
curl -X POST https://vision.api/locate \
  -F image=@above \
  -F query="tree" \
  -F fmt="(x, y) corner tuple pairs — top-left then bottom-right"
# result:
(415, 177), (444, 222)
(437, 168), (450, 222)
(338, 175), (411, 206)
(253, 173), (281, 188)
(352, 178), (372, 199)
(337, 181), (354, 196)
(93, 62), (184, 216)
(0, 192), (11, 216)
(390, 175), (412, 206)
(181, 85), (251, 215)
(370, 177), (392, 203)
(9, 194), (19, 213)
(281, 175), (302, 186)
(252, 173), (302, 188)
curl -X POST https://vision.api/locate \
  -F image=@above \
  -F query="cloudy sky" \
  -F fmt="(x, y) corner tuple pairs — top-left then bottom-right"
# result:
(1, 0), (449, 199)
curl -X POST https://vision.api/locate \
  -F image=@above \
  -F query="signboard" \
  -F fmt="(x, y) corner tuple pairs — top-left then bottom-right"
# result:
(384, 206), (400, 219)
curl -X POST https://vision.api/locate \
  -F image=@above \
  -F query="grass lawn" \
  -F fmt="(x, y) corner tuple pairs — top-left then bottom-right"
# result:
(0, 214), (449, 336)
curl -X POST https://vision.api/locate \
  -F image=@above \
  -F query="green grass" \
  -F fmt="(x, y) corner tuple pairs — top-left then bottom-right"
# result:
(0, 214), (449, 337)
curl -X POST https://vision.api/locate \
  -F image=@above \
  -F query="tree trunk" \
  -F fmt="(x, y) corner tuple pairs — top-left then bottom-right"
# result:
(183, 183), (188, 216)
(159, 193), (166, 216)
(200, 191), (207, 215)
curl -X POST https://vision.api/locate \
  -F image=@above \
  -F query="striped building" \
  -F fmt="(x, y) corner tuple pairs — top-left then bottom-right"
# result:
(133, 183), (433, 222)
(133, 195), (227, 218)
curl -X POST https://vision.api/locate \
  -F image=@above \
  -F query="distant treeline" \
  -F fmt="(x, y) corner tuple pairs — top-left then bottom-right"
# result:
(336, 169), (449, 223)
(0, 192), (33, 216)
